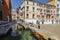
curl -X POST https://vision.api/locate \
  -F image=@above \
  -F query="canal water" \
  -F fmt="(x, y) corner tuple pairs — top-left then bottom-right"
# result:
(0, 29), (38, 40)
(19, 29), (38, 40)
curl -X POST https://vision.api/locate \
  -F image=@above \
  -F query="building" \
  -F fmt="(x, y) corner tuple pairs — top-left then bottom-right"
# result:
(20, 0), (56, 24)
(46, 0), (60, 24)
(11, 9), (18, 20)
(0, 0), (11, 21)
(55, 0), (60, 23)
(11, 8), (21, 21)
(39, 4), (56, 24)
(17, 7), (21, 20)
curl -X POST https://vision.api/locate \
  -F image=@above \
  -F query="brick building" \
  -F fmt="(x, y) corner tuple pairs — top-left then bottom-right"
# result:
(0, 0), (11, 21)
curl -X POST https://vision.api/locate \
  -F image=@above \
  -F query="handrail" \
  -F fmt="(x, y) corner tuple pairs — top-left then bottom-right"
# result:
(0, 20), (17, 34)
(0, 22), (15, 26)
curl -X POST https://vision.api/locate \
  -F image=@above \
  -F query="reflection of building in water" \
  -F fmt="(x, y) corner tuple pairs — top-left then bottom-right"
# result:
(0, 0), (11, 21)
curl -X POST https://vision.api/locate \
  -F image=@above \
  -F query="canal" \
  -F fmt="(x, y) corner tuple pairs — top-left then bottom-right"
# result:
(0, 29), (38, 40)
(19, 29), (38, 40)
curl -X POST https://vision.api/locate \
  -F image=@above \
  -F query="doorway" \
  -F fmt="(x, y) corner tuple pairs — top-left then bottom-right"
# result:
(0, 10), (3, 21)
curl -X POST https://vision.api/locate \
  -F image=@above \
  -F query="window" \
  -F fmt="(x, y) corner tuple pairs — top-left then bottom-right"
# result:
(44, 13), (46, 15)
(57, 8), (59, 12)
(46, 10), (50, 13)
(37, 15), (40, 18)
(26, 6), (29, 11)
(27, 1), (28, 4)
(40, 13), (43, 14)
(40, 9), (42, 12)
(21, 6), (25, 10)
(57, 4), (59, 7)
(51, 10), (52, 13)
(26, 14), (29, 18)
(44, 9), (45, 12)
(33, 2), (34, 5)
(54, 11), (55, 13)
(37, 8), (39, 10)
(20, 13), (23, 16)
(0, 0), (4, 5)
(32, 14), (34, 18)
(33, 7), (35, 12)
(0, 10), (3, 21)
(46, 5), (51, 9)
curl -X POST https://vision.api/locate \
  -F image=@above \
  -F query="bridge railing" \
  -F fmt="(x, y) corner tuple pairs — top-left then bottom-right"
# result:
(0, 21), (17, 34)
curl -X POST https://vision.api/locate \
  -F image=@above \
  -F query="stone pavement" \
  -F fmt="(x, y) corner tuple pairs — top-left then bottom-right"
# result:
(40, 24), (60, 40)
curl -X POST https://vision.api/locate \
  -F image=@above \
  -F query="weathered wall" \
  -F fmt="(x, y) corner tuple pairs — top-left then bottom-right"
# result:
(0, 0), (11, 21)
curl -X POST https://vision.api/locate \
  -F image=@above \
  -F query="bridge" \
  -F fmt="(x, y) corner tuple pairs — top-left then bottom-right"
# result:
(0, 19), (30, 34)
(0, 21), (17, 34)
(0, 19), (58, 40)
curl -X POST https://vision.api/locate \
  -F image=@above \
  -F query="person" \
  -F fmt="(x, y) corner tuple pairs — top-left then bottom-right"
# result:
(38, 25), (40, 29)
(37, 20), (40, 24)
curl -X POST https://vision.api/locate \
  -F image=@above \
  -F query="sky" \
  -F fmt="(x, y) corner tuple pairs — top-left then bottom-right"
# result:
(11, 0), (50, 8)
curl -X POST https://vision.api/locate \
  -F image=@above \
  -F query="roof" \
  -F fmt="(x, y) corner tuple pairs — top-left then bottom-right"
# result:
(23, 0), (56, 7)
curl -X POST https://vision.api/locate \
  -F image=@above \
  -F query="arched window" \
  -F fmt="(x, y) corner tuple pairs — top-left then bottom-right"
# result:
(26, 14), (29, 18)
(32, 14), (34, 18)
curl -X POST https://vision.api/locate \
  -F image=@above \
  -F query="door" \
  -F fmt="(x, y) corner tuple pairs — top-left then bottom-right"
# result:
(0, 10), (2, 21)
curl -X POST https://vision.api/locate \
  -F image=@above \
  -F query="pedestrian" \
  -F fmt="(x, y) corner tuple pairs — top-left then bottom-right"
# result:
(38, 25), (40, 29)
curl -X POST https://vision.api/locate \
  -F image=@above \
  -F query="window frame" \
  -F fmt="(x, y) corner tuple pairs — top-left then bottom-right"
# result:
(33, 7), (35, 12)
(26, 14), (29, 18)
(26, 6), (29, 11)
